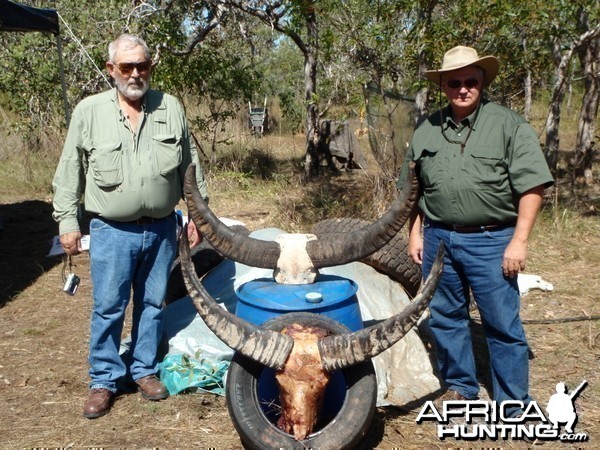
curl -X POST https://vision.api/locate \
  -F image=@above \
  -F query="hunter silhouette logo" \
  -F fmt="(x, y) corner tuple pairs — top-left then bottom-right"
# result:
(416, 379), (589, 442)
(546, 380), (587, 437)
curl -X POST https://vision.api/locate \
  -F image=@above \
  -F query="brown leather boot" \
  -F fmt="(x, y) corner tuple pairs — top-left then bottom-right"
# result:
(135, 375), (169, 400)
(83, 388), (115, 419)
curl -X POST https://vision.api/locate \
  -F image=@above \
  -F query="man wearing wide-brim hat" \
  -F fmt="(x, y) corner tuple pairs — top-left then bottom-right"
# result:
(396, 45), (554, 418)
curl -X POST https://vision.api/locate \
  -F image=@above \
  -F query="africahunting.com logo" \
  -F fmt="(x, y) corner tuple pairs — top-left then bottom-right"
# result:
(416, 380), (589, 443)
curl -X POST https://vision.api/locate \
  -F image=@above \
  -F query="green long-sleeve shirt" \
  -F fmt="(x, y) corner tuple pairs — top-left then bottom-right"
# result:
(397, 100), (553, 226)
(53, 88), (208, 235)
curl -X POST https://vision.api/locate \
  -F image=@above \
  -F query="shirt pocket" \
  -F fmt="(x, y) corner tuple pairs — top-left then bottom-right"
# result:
(414, 147), (444, 190)
(89, 142), (123, 188)
(467, 148), (506, 186)
(152, 134), (182, 177)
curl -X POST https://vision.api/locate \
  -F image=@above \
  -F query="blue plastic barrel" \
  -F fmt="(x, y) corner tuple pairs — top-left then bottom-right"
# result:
(235, 274), (363, 331)
(234, 274), (364, 427)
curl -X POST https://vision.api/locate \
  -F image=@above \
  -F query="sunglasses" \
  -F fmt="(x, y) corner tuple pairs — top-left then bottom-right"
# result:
(445, 78), (480, 89)
(111, 60), (152, 75)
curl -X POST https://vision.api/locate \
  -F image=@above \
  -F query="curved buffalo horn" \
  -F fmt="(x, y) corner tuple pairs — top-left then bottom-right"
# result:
(179, 226), (294, 369)
(183, 162), (419, 270)
(317, 243), (444, 372)
(306, 162), (419, 268)
(184, 164), (281, 269)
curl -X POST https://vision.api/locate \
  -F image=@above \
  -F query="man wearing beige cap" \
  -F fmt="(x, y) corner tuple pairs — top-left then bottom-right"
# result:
(396, 46), (553, 417)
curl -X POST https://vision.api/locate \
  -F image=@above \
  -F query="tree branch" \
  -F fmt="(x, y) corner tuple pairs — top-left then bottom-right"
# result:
(220, 0), (308, 54)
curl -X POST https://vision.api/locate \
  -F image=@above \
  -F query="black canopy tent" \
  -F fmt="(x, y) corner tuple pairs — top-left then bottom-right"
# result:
(0, 0), (70, 125)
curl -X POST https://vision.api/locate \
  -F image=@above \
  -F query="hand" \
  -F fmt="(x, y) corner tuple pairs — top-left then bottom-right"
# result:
(408, 233), (423, 265)
(60, 231), (82, 256)
(503, 186), (543, 278)
(187, 220), (203, 249)
(502, 238), (527, 278)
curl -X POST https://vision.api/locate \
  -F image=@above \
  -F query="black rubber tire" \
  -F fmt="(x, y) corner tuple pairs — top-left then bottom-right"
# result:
(165, 224), (249, 305)
(165, 244), (224, 305)
(226, 312), (377, 450)
(311, 218), (422, 297)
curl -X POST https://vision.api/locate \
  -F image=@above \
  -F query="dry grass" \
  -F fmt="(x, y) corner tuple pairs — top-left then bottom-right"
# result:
(0, 112), (598, 448)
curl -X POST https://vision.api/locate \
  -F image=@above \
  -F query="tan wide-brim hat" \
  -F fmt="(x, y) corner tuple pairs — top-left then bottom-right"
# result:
(425, 46), (499, 87)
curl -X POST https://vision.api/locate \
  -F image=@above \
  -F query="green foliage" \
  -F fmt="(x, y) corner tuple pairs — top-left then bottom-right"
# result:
(0, 0), (597, 184)
(278, 89), (304, 133)
(408, 0), (599, 109)
(0, 31), (68, 141)
(0, 0), (127, 133)
(259, 37), (305, 132)
(140, 4), (287, 150)
(152, 42), (260, 143)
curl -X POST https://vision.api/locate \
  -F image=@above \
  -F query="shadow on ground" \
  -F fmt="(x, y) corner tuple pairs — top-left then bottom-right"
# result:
(0, 200), (63, 307)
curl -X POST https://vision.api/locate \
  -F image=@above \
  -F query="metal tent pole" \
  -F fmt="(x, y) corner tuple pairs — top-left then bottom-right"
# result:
(55, 33), (70, 127)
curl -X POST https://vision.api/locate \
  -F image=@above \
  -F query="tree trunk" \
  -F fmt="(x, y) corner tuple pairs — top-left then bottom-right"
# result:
(544, 16), (600, 176)
(303, 8), (320, 180)
(544, 40), (573, 173)
(414, 55), (429, 127)
(522, 37), (532, 120)
(524, 70), (532, 120)
(415, 1), (435, 127)
(573, 31), (600, 187)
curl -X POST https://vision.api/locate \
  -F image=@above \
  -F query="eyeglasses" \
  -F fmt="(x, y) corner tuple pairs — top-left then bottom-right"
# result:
(445, 78), (480, 89)
(111, 60), (152, 75)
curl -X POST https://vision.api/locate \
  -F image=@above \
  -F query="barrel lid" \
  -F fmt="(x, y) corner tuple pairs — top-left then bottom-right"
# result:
(235, 275), (358, 312)
(305, 292), (323, 303)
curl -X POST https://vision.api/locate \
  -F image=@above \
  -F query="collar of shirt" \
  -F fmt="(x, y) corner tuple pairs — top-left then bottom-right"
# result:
(442, 102), (481, 133)
(110, 88), (147, 122)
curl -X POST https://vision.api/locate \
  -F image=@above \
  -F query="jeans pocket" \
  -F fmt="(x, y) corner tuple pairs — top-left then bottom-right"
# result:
(89, 217), (110, 231)
(485, 225), (515, 240)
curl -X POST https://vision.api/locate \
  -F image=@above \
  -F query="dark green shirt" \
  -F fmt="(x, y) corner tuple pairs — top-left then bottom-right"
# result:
(397, 100), (553, 226)
(53, 88), (208, 235)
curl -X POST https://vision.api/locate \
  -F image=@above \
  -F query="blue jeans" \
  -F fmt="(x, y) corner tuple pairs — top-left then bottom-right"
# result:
(88, 214), (177, 392)
(422, 220), (531, 417)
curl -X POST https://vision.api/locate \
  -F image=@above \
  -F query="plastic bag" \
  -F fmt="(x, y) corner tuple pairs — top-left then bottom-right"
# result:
(158, 352), (229, 396)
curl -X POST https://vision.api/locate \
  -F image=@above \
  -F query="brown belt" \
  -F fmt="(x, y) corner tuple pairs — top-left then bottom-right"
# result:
(446, 222), (515, 233)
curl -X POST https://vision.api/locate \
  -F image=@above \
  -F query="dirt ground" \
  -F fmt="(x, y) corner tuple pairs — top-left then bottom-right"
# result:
(0, 193), (598, 450)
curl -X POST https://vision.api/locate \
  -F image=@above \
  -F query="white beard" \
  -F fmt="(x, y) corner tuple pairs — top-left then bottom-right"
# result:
(115, 76), (150, 101)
